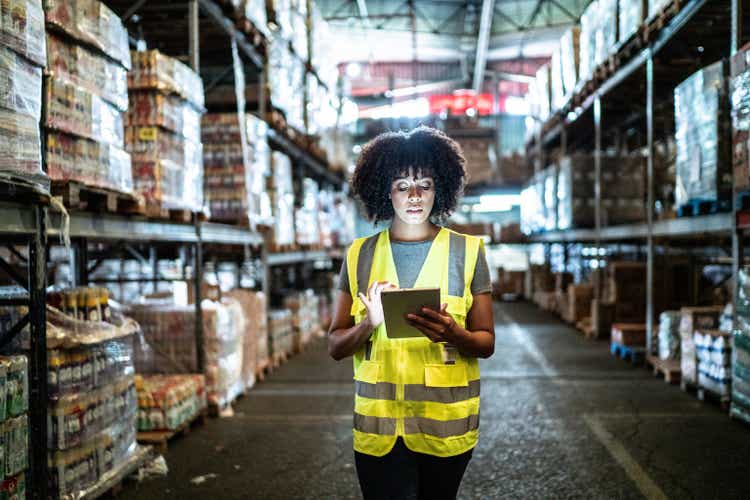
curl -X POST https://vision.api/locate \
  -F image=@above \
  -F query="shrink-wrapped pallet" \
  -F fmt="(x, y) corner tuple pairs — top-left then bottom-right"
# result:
(535, 64), (551, 122)
(596, 0), (618, 65)
(578, 0), (599, 83)
(269, 309), (294, 358)
(550, 46), (566, 112)
(135, 374), (206, 432)
(619, 0), (646, 43)
(730, 48), (750, 193)
(674, 60), (732, 208)
(560, 27), (580, 100)
(648, 0), (671, 19)
(657, 310), (681, 360)
(679, 306), (723, 385)
(224, 289), (267, 389)
(2, 0), (46, 66)
(129, 50), (203, 108)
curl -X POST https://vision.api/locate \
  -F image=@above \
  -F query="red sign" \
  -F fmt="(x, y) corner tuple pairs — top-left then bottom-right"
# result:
(428, 91), (496, 116)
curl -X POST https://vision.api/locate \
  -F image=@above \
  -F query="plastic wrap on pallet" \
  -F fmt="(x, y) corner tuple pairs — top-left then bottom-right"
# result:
(310, 5), (336, 80)
(578, 0), (599, 83)
(619, 0), (645, 43)
(126, 126), (203, 211)
(45, 77), (125, 147)
(0, 108), (46, 188)
(46, 32), (128, 112)
(48, 414), (137, 499)
(127, 93), (201, 143)
(44, 0), (130, 70)
(0, 44), (42, 119)
(129, 50), (204, 109)
(520, 173), (543, 235)
(240, 0), (269, 36)
(657, 310), (680, 360)
(730, 48), (750, 193)
(560, 27), (580, 100)
(4, 414), (27, 478)
(535, 64), (551, 122)
(47, 132), (133, 193)
(268, 309), (294, 358)
(550, 46), (566, 112)
(284, 291), (320, 352)
(596, 0), (617, 66)
(648, 0), (671, 19)
(135, 374), (206, 432)
(295, 178), (321, 246)
(679, 306), (723, 385)
(126, 299), (245, 409)
(0, 0), (45, 67)
(674, 60), (731, 208)
(224, 290), (266, 389)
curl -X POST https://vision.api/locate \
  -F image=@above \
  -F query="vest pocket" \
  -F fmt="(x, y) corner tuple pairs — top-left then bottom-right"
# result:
(444, 297), (467, 327)
(424, 363), (468, 388)
(354, 360), (380, 384)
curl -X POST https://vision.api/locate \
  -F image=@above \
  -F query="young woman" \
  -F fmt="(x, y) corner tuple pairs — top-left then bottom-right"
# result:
(328, 126), (496, 500)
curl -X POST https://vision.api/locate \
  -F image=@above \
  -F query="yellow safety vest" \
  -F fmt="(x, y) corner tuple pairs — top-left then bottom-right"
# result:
(346, 227), (483, 457)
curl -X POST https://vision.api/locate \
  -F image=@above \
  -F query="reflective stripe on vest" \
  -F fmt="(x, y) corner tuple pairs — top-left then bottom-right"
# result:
(354, 413), (480, 439)
(355, 379), (480, 403)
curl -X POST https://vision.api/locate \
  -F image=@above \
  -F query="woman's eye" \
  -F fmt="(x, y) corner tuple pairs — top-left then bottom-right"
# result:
(396, 184), (409, 191)
(419, 184), (432, 190)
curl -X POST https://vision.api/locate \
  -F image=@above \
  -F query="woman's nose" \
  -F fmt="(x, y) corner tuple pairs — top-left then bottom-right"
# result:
(408, 186), (420, 200)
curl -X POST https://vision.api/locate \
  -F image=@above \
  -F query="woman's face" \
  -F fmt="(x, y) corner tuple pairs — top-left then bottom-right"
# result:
(390, 168), (435, 225)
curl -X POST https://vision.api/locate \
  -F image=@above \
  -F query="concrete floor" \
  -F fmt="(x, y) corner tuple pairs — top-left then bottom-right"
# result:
(121, 301), (750, 499)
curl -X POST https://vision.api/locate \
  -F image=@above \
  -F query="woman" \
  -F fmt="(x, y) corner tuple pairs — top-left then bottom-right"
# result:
(328, 126), (496, 500)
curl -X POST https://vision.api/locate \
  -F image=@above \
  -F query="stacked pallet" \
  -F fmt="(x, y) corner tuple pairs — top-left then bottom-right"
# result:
(127, 49), (205, 216)
(45, 0), (134, 197)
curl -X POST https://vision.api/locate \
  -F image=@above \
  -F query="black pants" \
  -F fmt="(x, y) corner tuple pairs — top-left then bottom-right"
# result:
(354, 438), (473, 500)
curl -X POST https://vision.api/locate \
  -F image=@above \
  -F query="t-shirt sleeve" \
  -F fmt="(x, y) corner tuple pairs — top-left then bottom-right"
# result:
(338, 258), (351, 294)
(470, 245), (492, 295)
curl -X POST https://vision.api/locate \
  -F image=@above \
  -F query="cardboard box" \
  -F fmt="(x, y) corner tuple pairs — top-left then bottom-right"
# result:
(566, 284), (593, 324)
(611, 323), (647, 346)
(679, 306), (723, 384)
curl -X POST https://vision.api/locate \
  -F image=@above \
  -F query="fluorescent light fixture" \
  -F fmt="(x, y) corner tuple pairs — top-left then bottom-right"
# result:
(472, 194), (521, 213)
(504, 95), (528, 116)
(346, 62), (362, 79)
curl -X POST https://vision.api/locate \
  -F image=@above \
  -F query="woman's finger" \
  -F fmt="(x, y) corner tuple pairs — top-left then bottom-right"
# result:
(408, 322), (442, 342)
(358, 292), (371, 308)
(406, 313), (444, 332)
(419, 307), (451, 324)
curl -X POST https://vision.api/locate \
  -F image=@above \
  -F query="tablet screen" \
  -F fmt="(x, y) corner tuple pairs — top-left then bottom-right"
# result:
(381, 288), (440, 339)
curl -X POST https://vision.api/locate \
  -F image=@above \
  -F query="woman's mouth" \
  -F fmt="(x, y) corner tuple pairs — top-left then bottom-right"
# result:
(406, 207), (423, 214)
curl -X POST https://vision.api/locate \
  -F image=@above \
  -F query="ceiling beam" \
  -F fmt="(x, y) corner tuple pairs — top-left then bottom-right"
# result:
(548, 0), (578, 22)
(472, 0), (496, 92)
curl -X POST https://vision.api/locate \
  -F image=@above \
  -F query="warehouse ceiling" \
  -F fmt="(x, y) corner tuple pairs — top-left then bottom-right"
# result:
(318, 0), (592, 63)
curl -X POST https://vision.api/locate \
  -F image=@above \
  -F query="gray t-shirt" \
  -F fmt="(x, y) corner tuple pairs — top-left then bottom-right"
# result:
(338, 239), (492, 295)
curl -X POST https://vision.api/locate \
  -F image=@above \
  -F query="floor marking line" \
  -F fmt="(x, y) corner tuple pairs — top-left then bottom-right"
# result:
(583, 413), (668, 500)
(495, 308), (559, 377)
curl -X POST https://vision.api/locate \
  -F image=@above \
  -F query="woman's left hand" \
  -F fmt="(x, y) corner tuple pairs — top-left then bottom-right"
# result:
(406, 303), (460, 343)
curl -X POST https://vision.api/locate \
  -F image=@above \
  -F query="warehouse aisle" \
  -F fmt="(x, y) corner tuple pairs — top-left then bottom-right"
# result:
(121, 302), (750, 499)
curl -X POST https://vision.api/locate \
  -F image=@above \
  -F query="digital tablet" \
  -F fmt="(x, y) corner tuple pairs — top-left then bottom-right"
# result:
(381, 287), (441, 339)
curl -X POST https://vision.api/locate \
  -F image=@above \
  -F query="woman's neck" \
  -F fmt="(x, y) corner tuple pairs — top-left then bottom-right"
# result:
(389, 218), (438, 242)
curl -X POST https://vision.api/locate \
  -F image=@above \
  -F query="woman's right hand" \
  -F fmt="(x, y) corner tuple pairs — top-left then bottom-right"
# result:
(358, 280), (396, 330)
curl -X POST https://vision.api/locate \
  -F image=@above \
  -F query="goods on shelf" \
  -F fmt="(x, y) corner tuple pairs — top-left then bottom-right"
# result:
(550, 46), (565, 112)
(679, 306), (723, 385)
(0, 109), (44, 184)
(46, 32), (128, 112)
(619, 0), (645, 43)
(268, 309), (294, 359)
(658, 310), (681, 360)
(266, 33), (305, 132)
(1, 0), (45, 67)
(493, 269), (525, 298)
(526, 264), (554, 299)
(295, 178), (321, 246)
(135, 374), (206, 432)
(557, 154), (645, 230)
(535, 64), (551, 122)
(234, 0), (268, 35)
(44, 0), (131, 70)
(127, 49), (204, 213)
(674, 60), (732, 210)
(0, 45), (42, 119)
(578, 0), (599, 83)
(695, 330), (732, 396)
(560, 27), (580, 101)
(0, 352), (30, 489)
(596, 0), (617, 66)
(126, 298), (245, 408)
(648, 0), (671, 19)
(269, 152), (295, 247)
(520, 171), (545, 234)
(284, 291), (320, 352)
(129, 50), (203, 108)
(451, 130), (498, 185)
(224, 290), (266, 387)
(730, 47), (750, 193)
(202, 113), (272, 225)
(603, 262), (646, 323)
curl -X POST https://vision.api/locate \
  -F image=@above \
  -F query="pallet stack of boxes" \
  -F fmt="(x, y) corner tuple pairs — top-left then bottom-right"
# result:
(202, 113), (273, 225)
(733, 267), (750, 423)
(295, 178), (322, 247)
(673, 60), (732, 215)
(0, 354), (28, 499)
(679, 306), (723, 388)
(730, 46), (750, 206)
(618, 0), (645, 44)
(658, 311), (681, 360)
(0, 0), (47, 190)
(126, 298), (245, 411)
(126, 49), (205, 214)
(269, 152), (296, 249)
(268, 309), (294, 362)
(284, 291), (320, 353)
(135, 374), (206, 433)
(224, 290), (268, 389)
(44, 0), (133, 194)
(44, 302), (138, 498)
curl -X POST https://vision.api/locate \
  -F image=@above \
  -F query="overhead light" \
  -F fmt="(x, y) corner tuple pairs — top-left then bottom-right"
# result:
(352, 144), (362, 154)
(472, 194), (521, 213)
(346, 62), (362, 79)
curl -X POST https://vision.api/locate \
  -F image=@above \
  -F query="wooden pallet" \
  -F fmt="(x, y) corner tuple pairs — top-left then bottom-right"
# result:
(646, 355), (681, 384)
(255, 359), (272, 382)
(137, 409), (207, 455)
(681, 380), (730, 411)
(52, 181), (140, 214)
(272, 350), (289, 368)
(610, 341), (646, 365)
(643, 0), (685, 42)
(137, 200), (200, 223)
(268, 243), (299, 253)
(612, 26), (645, 68)
(576, 317), (592, 337)
(677, 198), (731, 217)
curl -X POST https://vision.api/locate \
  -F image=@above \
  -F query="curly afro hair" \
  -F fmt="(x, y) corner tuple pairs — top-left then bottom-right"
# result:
(350, 126), (466, 224)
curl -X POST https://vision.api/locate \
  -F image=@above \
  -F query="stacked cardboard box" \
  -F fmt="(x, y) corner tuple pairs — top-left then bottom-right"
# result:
(611, 323), (647, 346)
(44, 1), (134, 194)
(679, 306), (723, 385)
(565, 284), (594, 324)
(0, 0), (46, 189)
(493, 269), (525, 299)
(202, 113), (272, 225)
(450, 130), (498, 186)
(284, 291), (320, 352)
(674, 60), (731, 209)
(127, 50), (204, 212)
(268, 309), (294, 359)
(269, 152), (296, 247)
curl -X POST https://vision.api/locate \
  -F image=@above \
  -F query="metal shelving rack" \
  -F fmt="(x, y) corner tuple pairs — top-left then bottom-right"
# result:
(526, 0), (746, 353)
(0, 1), (348, 498)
